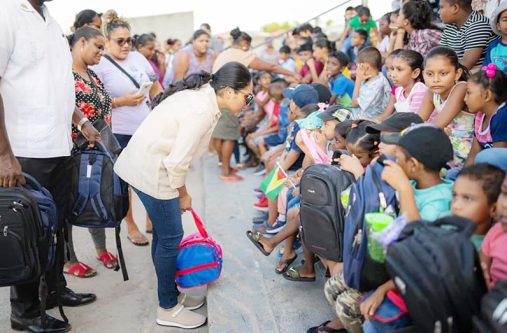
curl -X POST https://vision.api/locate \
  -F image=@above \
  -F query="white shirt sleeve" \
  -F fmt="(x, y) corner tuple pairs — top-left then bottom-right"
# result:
(0, 11), (14, 77)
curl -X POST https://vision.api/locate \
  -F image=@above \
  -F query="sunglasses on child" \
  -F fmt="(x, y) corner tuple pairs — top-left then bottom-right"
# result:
(113, 37), (133, 46)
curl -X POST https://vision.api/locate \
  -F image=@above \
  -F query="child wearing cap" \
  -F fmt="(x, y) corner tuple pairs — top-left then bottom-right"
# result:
(351, 47), (391, 120)
(484, 2), (507, 72)
(381, 124), (455, 223)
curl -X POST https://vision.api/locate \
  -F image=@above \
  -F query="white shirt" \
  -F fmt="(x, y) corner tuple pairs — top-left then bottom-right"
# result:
(114, 84), (221, 200)
(0, 0), (75, 158)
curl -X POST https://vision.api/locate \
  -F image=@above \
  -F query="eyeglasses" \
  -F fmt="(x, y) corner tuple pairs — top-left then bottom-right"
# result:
(113, 37), (132, 46)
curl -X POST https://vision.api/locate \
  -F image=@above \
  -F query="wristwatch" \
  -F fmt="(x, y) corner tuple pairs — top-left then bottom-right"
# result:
(77, 117), (89, 132)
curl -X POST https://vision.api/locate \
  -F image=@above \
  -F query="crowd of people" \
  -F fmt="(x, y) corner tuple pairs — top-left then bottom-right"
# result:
(0, 0), (506, 332)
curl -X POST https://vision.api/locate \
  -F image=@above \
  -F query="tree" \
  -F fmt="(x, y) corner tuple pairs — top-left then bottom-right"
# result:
(261, 21), (292, 33)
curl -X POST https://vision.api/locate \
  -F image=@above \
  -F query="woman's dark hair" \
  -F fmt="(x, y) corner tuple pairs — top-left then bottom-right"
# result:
(230, 27), (252, 45)
(299, 23), (314, 34)
(67, 26), (103, 47)
(73, 9), (101, 32)
(166, 38), (180, 46)
(193, 29), (210, 41)
(300, 103), (320, 116)
(469, 68), (507, 104)
(160, 62), (251, 101)
(457, 163), (505, 204)
(425, 46), (469, 81)
(314, 38), (336, 52)
(402, 1), (441, 31)
(328, 51), (350, 68)
(345, 120), (380, 155)
(103, 10), (130, 39)
(396, 49), (424, 81)
(134, 33), (155, 49)
(356, 6), (371, 17)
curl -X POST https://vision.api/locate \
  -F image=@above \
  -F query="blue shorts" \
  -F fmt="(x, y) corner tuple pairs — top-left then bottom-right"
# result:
(264, 133), (286, 147)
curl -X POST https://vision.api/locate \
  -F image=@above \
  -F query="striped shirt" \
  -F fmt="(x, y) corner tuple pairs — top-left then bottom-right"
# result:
(440, 11), (495, 69)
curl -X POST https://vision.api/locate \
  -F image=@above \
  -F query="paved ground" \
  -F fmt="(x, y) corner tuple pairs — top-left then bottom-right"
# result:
(0, 154), (334, 333)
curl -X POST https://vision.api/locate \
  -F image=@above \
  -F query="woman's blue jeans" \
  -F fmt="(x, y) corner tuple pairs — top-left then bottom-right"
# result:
(134, 189), (183, 309)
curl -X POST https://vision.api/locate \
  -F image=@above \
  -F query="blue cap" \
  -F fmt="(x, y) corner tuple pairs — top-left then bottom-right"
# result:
(283, 84), (319, 109)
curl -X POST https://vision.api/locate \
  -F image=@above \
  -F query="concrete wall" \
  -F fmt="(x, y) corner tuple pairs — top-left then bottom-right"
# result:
(128, 11), (194, 46)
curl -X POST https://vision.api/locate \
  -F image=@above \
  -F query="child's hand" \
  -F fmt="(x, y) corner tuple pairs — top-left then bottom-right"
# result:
(339, 154), (364, 179)
(381, 160), (411, 192)
(360, 288), (386, 321)
(356, 64), (371, 82)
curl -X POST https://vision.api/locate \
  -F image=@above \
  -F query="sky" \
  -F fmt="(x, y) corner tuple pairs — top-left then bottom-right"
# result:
(47, 0), (394, 34)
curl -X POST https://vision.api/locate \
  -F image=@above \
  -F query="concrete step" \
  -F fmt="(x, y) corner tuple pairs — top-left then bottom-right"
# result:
(202, 155), (334, 333)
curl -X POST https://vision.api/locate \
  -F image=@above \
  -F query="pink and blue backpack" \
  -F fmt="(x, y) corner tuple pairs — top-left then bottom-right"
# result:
(176, 210), (223, 288)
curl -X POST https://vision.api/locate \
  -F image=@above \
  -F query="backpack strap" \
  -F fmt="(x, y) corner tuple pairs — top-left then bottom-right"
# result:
(88, 154), (109, 222)
(300, 129), (329, 164)
(114, 226), (129, 281)
(370, 165), (387, 211)
(71, 154), (92, 217)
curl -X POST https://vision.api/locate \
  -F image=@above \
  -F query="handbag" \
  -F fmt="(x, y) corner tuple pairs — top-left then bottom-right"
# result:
(74, 118), (122, 156)
(176, 209), (223, 288)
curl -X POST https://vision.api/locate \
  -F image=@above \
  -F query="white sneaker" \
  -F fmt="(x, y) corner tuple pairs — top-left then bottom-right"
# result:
(156, 305), (207, 329)
(178, 293), (206, 310)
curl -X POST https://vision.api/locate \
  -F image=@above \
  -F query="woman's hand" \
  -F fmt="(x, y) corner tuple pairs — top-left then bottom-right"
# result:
(179, 194), (192, 213)
(121, 91), (146, 107)
(81, 121), (101, 148)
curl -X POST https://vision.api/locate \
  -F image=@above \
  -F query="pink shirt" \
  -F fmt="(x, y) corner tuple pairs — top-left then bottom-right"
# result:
(394, 82), (427, 114)
(482, 223), (507, 284)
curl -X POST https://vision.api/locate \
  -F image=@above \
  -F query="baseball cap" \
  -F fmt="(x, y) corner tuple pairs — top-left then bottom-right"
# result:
(397, 124), (453, 171)
(318, 105), (354, 122)
(311, 83), (332, 103)
(283, 84), (319, 109)
(366, 113), (424, 134)
(491, 1), (507, 36)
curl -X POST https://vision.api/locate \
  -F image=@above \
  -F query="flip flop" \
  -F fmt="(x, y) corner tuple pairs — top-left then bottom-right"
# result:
(283, 266), (316, 282)
(246, 230), (271, 256)
(127, 233), (149, 246)
(275, 254), (298, 274)
(220, 174), (244, 182)
(97, 251), (118, 269)
(64, 262), (97, 278)
(307, 321), (331, 333)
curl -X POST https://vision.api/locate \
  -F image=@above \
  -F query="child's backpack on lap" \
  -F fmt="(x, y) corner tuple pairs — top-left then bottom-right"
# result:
(66, 142), (129, 280)
(474, 280), (507, 333)
(343, 155), (397, 292)
(176, 209), (222, 288)
(386, 216), (487, 333)
(300, 164), (355, 262)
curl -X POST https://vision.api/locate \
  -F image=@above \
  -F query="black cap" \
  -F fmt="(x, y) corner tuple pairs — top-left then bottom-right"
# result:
(366, 113), (424, 134)
(397, 124), (453, 171)
(311, 83), (332, 103)
(283, 84), (319, 108)
(318, 106), (354, 122)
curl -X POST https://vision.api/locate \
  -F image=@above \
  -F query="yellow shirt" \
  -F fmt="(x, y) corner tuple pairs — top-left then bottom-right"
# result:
(114, 84), (221, 199)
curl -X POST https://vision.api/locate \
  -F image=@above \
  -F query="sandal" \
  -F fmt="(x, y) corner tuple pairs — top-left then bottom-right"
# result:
(64, 262), (97, 278)
(283, 266), (316, 282)
(220, 174), (244, 182)
(246, 230), (271, 256)
(97, 251), (118, 269)
(307, 321), (330, 333)
(275, 254), (298, 274)
(127, 232), (149, 246)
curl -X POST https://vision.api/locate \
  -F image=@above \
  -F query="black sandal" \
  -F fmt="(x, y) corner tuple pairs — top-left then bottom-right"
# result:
(275, 254), (298, 274)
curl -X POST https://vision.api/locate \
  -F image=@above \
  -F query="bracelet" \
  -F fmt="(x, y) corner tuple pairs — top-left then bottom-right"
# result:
(77, 117), (89, 132)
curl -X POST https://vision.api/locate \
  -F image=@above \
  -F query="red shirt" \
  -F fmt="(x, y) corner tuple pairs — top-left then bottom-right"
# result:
(299, 60), (324, 81)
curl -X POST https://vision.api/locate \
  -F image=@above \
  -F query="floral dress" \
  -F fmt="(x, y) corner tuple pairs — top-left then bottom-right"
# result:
(72, 69), (112, 140)
(431, 82), (474, 168)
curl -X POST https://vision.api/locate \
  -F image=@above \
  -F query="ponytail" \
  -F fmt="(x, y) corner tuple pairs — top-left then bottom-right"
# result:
(159, 62), (252, 102)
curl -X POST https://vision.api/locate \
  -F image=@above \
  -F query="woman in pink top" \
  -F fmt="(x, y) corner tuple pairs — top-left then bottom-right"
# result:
(379, 50), (427, 120)
(170, 29), (216, 84)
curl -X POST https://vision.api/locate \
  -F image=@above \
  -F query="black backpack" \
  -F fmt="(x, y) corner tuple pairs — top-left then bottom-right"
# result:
(0, 180), (45, 286)
(300, 164), (355, 262)
(474, 280), (507, 333)
(65, 142), (129, 280)
(386, 216), (487, 333)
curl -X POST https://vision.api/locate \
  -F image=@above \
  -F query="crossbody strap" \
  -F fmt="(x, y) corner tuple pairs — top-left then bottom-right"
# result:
(103, 54), (140, 89)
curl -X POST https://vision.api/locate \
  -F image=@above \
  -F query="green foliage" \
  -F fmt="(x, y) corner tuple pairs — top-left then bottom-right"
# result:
(261, 21), (292, 33)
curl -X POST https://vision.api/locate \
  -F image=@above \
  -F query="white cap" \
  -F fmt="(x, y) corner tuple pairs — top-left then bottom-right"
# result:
(490, 0), (507, 36)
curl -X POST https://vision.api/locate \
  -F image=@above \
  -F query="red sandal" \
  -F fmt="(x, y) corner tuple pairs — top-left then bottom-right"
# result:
(97, 251), (118, 269)
(64, 262), (97, 278)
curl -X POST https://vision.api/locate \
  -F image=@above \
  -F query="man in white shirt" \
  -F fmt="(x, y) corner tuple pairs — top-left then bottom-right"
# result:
(0, 1), (100, 332)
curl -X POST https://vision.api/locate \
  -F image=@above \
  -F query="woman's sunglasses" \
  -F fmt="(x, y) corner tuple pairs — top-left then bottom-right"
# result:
(113, 37), (132, 46)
